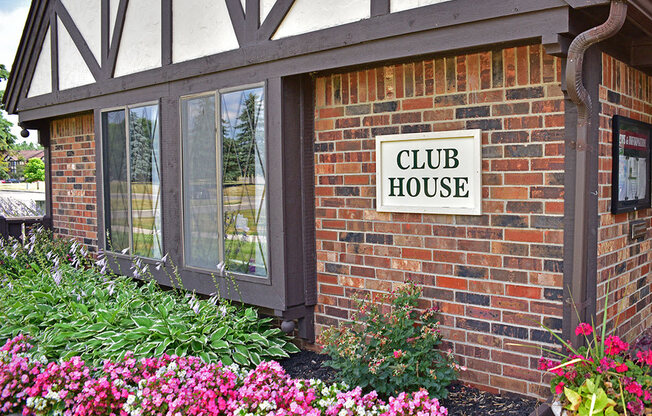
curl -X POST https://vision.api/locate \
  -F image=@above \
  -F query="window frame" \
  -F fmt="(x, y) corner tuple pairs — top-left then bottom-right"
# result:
(100, 100), (164, 260)
(179, 82), (270, 284)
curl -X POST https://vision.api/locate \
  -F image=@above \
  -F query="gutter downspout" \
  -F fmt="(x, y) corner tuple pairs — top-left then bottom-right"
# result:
(565, 0), (627, 346)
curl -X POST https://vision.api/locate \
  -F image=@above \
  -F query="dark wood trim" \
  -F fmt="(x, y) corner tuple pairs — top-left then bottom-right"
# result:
(257, 0), (294, 41)
(101, 0), (109, 67)
(17, 6), (572, 119)
(631, 38), (652, 67)
(225, 0), (246, 46)
(8, 0), (577, 114)
(299, 74), (316, 307)
(161, 0), (172, 66)
(54, 1), (102, 80)
(371, 0), (390, 17)
(5, 0), (44, 111)
(564, 0), (609, 7)
(104, 0), (129, 79)
(7, 0), (50, 113)
(50, 13), (59, 92)
(245, 0), (260, 44)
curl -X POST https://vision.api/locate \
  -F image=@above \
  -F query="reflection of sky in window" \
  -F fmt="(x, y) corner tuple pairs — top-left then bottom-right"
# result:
(221, 88), (264, 139)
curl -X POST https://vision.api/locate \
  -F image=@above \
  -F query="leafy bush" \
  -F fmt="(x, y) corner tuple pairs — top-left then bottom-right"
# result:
(320, 283), (459, 399)
(0, 336), (449, 415)
(0, 228), (297, 368)
(538, 308), (652, 416)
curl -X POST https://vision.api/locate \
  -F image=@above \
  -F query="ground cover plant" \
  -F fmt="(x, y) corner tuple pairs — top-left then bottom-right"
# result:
(538, 306), (652, 416)
(0, 335), (449, 415)
(320, 283), (460, 399)
(0, 227), (297, 368)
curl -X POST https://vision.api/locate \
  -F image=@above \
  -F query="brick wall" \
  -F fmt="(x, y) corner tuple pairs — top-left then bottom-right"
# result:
(597, 54), (652, 340)
(313, 44), (565, 397)
(50, 113), (98, 252)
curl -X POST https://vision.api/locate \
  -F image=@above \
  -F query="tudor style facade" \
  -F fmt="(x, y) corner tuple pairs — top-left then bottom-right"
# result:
(4, 0), (652, 398)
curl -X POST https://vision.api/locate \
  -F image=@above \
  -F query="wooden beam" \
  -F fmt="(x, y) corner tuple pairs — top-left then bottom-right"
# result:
(245, 0), (259, 43)
(104, 0), (129, 79)
(54, 1), (102, 80)
(50, 12), (58, 92)
(225, 0), (246, 46)
(101, 0), (109, 67)
(371, 0), (390, 17)
(162, 0), (172, 65)
(257, 0), (293, 41)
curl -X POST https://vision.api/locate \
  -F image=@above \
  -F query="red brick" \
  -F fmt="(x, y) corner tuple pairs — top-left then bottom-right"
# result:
(506, 284), (542, 299)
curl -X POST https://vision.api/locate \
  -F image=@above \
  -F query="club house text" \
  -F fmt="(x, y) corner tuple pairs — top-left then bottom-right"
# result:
(388, 148), (469, 198)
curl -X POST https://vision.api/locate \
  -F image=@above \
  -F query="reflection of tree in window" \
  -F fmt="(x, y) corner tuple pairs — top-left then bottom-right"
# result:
(221, 88), (267, 277)
(103, 111), (129, 252)
(129, 106), (162, 258)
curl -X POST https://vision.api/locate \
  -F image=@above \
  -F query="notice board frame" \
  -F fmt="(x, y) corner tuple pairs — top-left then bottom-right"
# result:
(611, 115), (652, 214)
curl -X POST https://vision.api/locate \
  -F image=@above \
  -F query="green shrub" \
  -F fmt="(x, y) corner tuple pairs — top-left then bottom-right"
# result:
(320, 282), (459, 399)
(0, 228), (298, 368)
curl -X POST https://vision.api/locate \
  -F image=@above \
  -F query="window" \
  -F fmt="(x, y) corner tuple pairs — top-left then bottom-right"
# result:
(181, 85), (267, 277)
(102, 103), (162, 258)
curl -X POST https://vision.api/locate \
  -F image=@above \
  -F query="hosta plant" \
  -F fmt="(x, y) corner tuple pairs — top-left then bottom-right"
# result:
(0, 227), (298, 368)
(320, 282), (460, 399)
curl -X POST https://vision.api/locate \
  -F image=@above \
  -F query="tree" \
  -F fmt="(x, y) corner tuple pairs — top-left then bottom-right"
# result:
(0, 64), (17, 179)
(23, 157), (44, 183)
(11, 141), (42, 151)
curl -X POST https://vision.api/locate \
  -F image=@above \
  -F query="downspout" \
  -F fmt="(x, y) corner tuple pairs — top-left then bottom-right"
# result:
(565, 0), (627, 346)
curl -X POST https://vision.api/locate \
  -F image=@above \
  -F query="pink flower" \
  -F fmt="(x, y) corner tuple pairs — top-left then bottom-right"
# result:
(575, 323), (593, 336)
(604, 335), (629, 355)
(555, 381), (565, 395)
(615, 363), (629, 373)
(393, 350), (404, 359)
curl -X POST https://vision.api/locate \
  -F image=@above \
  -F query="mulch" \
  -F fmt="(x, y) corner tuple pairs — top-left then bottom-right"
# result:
(279, 350), (542, 416)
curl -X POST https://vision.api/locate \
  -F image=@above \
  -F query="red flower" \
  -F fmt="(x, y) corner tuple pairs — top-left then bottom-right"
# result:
(604, 335), (629, 356)
(615, 363), (629, 373)
(555, 381), (565, 395)
(574, 323), (593, 336)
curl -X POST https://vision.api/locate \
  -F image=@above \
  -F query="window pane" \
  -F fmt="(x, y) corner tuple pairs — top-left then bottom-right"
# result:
(102, 110), (130, 253)
(129, 105), (162, 258)
(181, 95), (220, 269)
(221, 87), (267, 277)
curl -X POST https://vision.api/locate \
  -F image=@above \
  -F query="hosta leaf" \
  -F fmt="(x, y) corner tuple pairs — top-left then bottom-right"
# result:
(210, 327), (228, 343)
(232, 351), (248, 366)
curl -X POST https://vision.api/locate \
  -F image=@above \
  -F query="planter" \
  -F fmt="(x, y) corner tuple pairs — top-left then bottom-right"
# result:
(528, 396), (555, 416)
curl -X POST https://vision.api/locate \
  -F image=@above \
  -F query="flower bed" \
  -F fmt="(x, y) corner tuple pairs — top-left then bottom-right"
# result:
(538, 320), (652, 416)
(0, 336), (448, 416)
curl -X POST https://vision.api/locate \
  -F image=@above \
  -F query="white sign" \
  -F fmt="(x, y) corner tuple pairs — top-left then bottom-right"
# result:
(375, 130), (482, 215)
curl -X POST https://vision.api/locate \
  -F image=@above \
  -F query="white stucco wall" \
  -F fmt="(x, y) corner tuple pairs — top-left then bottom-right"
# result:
(61, 0), (101, 62)
(260, 0), (276, 24)
(27, 27), (52, 97)
(172, 0), (239, 63)
(58, 17), (95, 90)
(109, 0), (119, 40)
(390, 0), (452, 13)
(114, 0), (161, 77)
(272, 0), (370, 39)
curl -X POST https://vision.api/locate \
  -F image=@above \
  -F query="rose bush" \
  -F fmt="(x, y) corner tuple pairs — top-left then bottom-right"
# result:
(320, 282), (460, 399)
(0, 336), (449, 416)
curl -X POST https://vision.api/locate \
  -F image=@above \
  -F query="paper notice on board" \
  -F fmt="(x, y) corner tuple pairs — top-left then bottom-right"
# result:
(639, 157), (647, 199)
(618, 154), (627, 201)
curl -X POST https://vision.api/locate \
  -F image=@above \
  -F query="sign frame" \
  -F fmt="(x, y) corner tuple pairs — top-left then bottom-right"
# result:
(611, 115), (652, 214)
(375, 129), (482, 215)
